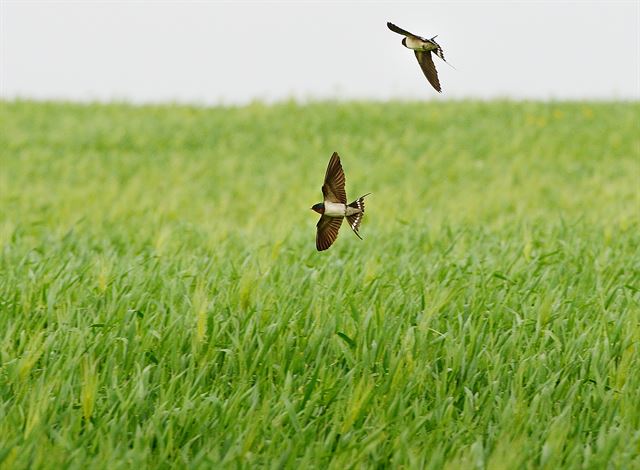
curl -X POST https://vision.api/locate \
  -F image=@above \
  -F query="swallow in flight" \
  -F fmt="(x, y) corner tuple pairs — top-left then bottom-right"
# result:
(387, 21), (449, 93)
(311, 152), (370, 251)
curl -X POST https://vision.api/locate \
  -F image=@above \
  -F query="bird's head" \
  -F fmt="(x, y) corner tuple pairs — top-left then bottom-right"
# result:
(401, 38), (407, 47)
(311, 203), (325, 214)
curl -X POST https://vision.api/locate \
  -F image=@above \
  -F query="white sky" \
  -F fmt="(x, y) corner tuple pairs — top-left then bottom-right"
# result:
(1, 1), (639, 104)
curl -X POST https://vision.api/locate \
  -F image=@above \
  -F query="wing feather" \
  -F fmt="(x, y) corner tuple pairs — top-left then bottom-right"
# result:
(387, 22), (423, 39)
(414, 51), (441, 93)
(321, 152), (347, 204)
(316, 216), (343, 251)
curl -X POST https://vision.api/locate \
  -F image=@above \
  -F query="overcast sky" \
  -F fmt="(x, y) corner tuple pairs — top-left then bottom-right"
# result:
(1, 1), (639, 104)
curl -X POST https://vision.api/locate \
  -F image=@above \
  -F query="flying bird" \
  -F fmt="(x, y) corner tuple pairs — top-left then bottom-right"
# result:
(387, 21), (449, 93)
(311, 152), (370, 251)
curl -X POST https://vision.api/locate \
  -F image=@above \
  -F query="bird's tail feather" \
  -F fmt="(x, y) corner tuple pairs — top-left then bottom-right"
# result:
(347, 193), (371, 239)
(434, 46), (456, 69)
(348, 193), (371, 211)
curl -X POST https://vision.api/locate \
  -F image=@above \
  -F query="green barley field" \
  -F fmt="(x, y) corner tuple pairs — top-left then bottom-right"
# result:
(1, 100), (639, 468)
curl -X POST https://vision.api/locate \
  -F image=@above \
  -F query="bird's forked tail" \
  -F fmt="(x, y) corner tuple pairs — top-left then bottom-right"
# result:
(346, 193), (371, 239)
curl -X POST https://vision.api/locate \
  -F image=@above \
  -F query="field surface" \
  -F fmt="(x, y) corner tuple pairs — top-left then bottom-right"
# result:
(0, 100), (639, 468)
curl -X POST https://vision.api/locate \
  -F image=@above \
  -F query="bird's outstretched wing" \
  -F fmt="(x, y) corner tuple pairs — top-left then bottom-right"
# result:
(387, 22), (423, 40)
(316, 215), (343, 251)
(322, 152), (347, 204)
(414, 51), (441, 92)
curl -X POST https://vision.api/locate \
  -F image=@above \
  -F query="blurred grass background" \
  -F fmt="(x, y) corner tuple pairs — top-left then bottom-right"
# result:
(0, 100), (639, 468)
